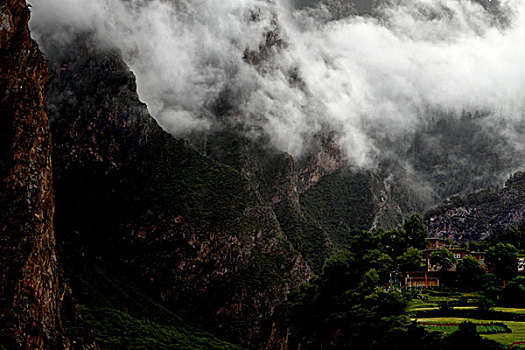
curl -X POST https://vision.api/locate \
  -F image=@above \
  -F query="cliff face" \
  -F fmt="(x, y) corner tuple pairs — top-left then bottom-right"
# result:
(0, 1), (66, 348)
(41, 33), (311, 345)
(198, 121), (406, 273)
(425, 172), (525, 241)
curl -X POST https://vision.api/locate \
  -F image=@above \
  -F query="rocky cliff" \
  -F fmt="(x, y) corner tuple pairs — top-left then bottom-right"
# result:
(425, 172), (525, 241)
(0, 1), (82, 348)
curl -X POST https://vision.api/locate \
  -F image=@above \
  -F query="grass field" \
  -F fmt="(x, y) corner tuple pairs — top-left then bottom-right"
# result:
(419, 321), (509, 334)
(493, 308), (525, 315)
(411, 306), (525, 313)
(410, 291), (479, 310)
(416, 317), (525, 347)
(410, 306), (477, 312)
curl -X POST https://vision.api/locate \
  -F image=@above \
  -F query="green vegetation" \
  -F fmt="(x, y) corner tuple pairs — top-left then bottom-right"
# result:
(270, 211), (525, 349)
(397, 247), (424, 272)
(493, 308), (525, 315)
(80, 306), (242, 350)
(492, 225), (525, 252)
(61, 251), (243, 350)
(272, 250), (413, 349)
(420, 322), (510, 334)
(410, 291), (480, 310)
(486, 243), (519, 281)
(274, 199), (333, 272)
(271, 218), (508, 349)
(403, 214), (428, 250)
(299, 169), (376, 249)
(140, 133), (257, 228)
(53, 118), (306, 344)
(456, 256), (484, 291)
(417, 318), (525, 348)
(501, 276), (525, 307)
(429, 248), (457, 271)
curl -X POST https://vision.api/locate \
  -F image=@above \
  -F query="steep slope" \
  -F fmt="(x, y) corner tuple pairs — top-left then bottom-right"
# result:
(425, 171), (525, 241)
(58, 237), (244, 350)
(199, 128), (405, 272)
(41, 32), (311, 345)
(299, 168), (404, 248)
(0, 1), (95, 348)
(196, 130), (344, 272)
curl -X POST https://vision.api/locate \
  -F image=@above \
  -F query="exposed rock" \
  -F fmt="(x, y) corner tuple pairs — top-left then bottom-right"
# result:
(425, 171), (525, 241)
(0, 1), (97, 348)
(295, 133), (345, 195)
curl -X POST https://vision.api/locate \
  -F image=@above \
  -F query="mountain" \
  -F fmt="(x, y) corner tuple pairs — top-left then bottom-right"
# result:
(1, 2), (409, 346)
(41, 31), (313, 346)
(425, 171), (525, 241)
(4, 0), (524, 348)
(37, 17), (414, 345)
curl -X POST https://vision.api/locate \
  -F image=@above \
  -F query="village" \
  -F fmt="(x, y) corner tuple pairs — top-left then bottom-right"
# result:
(393, 237), (525, 349)
(403, 238), (525, 289)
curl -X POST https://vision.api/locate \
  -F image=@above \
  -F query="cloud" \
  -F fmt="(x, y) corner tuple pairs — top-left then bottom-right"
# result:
(28, 0), (525, 185)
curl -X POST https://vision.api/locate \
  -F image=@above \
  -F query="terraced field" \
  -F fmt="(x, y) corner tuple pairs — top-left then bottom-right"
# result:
(417, 317), (525, 347)
(419, 321), (510, 334)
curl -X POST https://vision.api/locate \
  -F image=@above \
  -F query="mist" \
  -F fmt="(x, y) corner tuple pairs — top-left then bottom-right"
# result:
(28, 0), (525, 198)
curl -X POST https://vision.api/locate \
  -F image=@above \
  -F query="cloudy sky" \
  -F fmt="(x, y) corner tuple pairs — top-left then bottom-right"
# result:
(29, 0), (525, 170)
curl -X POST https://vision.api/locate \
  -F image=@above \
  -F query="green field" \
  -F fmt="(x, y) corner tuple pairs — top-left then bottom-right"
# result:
(493, 308), (525, 315)
(417, 317), (525, 347)
(419, 321), (509, 334)
(411, 306), (525, 314)
(410, 291), (479, 310)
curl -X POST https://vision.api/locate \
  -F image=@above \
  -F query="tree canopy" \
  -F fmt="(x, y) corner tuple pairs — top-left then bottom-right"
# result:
(429, 248), (456, 271)
(397, 247), (423, 272)
(455, 256), (483, 290)
(486, 243), (518, 281)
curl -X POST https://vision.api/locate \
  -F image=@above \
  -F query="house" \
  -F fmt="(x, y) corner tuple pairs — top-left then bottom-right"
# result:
(423, 238), (486, 272)
(425, 237), (447, 250)
(405, 271), (440, 289)
(470, 251), (486, 265)
(403, 238), (487, 289)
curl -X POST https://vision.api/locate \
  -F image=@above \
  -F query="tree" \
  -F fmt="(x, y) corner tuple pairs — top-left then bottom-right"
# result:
(362, 249), (393, 283)
(397, 248), (423, 272)
(486, 243), (518, 281)
(479, 273), (501, 304)
(429, 248), (456, 271)
(272, 250), (411, 349)
(403, 214), (427, 250)
(493, 226), (524, 251)
(455, 256), (483, 290)
(381, 228), (408, 259)
(501, 276), (525, 307)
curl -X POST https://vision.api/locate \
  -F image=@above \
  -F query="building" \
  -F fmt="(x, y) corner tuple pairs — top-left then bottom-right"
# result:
(405, 271), (440, 289)
(403, 238), (487, 289)
(425, 237), (447, 250)
(423, 238), (486, 272)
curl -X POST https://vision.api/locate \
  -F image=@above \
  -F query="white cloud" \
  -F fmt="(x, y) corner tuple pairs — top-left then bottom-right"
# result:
(28, 0), (525, 169)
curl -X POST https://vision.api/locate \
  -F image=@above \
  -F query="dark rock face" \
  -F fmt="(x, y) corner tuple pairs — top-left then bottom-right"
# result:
(0, 1), (67, 348)
(197, 120), (405, 273)
(42, 33), (312, 346)
(425, 172), (525, 241)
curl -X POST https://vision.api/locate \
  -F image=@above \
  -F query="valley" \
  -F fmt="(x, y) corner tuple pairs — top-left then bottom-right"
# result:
(2, 0), (525, 349)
